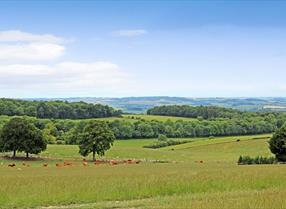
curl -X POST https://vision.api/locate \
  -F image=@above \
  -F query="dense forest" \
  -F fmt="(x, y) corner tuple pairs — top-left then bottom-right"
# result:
(0, 98), (121, 119)
(147, 105), (241, 119)
(0, 112), (283, 144)
(0, 102), (285, 144)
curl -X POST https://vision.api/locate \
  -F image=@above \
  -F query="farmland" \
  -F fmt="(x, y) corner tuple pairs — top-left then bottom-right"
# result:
(2, 133), (286, 209)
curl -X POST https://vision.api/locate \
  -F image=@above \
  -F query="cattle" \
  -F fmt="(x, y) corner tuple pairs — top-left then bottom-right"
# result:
(110, 160), (118, 165)
(63, 161), (72, 166)
(43, 163), (48, 167)
(56, 163), (63, 168)
(8, 163), (16, 167)
(82, 161), (88, 166)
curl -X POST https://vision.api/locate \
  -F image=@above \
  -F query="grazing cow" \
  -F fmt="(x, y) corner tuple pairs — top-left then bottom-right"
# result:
(200, 160), (204, 163)
(56, 163), (63, 168)
(8, 163), (16, 167)
(110, 160), (118, 165)
(64, 161), (72, 166)
(43, 163), (48, 167)
(94, 160), (101, 165)
(83, 161), (88, 166)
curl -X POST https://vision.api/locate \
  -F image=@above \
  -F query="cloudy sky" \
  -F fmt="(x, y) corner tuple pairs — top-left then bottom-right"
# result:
(1, 1), (286, 98)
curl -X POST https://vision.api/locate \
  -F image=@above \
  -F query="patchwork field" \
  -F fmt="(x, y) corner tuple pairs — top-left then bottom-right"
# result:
(93, 114), (199, 123)
(2, 134), (286, 209)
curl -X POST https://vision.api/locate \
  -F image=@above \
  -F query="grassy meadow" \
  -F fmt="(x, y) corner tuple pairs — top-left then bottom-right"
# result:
(1, 133), (285, 209)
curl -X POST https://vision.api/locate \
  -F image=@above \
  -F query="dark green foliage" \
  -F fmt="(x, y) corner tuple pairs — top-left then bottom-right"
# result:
(237, 155), (277, 165)
(108, 115), (281, 139)
(147, 105), (240, 119)
(0, 117), (46, 157)
(143, 139), (190, 149)
(78, 121), (115, 161)
(0, 103), (285, 145)
(0, 98), (121, 119)
(158, 134), (168, 141)
(269, 125), (286, 162)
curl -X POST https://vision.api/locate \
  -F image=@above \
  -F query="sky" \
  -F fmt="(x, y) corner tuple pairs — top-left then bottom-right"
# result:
(1, 0), (286, 98)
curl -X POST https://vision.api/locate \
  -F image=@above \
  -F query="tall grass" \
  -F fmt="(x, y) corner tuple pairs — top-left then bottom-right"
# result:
(1, 163), (286, 208)
(0, 133), (280, 209)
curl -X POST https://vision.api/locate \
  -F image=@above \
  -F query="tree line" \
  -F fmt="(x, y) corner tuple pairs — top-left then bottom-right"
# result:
(0, 104), (285, 146)
(0, 98), (121, 119)
(147, 105), (256, 119)
(0, 112), (281, 145)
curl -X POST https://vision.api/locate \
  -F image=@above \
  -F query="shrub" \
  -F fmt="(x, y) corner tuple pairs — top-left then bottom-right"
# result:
(143, 139), (190, 149)
(158, 134), (168, 141)
(269, 125), (286, 162)
(56, 140), (66, 145)
(238, 155), (277, 165)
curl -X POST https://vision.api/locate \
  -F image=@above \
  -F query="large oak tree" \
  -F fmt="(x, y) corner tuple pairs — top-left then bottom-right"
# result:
(0, 117), (46, 158)
(78, 120), (115, 161)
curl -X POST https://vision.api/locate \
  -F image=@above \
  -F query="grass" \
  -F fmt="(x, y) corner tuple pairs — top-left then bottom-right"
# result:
(94, 114), (199, 123)
(122, 114), (198, 122)
(0, 133), (283, 209)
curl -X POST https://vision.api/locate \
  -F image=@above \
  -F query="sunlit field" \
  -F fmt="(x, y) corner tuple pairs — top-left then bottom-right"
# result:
(95, 114), (199, 123)
(1, 134), (285, 209)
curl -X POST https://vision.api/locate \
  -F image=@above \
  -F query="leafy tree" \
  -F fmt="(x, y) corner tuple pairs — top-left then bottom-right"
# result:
(0, 117), (46, 158)
(158, 134), (167, 141)
(78, 121), (115, 161)
(269, 125), (286, 162)
(0, 98), (121, 119)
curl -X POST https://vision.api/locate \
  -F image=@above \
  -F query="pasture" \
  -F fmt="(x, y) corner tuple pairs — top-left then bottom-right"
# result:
(95, 114), (199, 123)
(2, 134), (286, 209)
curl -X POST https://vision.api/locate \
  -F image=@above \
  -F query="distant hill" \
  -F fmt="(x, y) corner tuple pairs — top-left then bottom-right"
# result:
(26, 97), (286, 113)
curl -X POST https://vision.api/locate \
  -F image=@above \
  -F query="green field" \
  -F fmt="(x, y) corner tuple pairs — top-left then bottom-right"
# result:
(94, 114), (198, 123)
(2, 134), (286, 209)
(121, 114), (198, 122)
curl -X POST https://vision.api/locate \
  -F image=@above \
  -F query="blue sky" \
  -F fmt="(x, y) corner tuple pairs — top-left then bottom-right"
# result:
(0, 0), (286, 98)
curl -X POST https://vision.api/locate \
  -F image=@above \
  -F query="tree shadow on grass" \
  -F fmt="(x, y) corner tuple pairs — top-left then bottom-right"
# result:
(1, 155), (45, 161)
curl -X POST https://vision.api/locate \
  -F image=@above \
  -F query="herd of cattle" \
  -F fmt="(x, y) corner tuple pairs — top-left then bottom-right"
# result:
(6, 159), (141, 168)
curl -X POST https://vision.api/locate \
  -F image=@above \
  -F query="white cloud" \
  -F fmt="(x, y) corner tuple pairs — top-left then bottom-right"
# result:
(0, 62), (131, 95)
(0, 30), (133, 97)
(0, 64), (53, 76)
(112, 29), (147, 37)
(0, 30), (64, 43)
(0, 30), (66, 61)
(0, 43), (65, 61)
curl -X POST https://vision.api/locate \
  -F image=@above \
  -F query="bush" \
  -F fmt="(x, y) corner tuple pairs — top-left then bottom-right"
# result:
(237, 155), (277, 165)
(158, 134), (168, 141)
(143, 139), (190, 149)
(269, 125), (286, 162)
(56, 140), (66, 145)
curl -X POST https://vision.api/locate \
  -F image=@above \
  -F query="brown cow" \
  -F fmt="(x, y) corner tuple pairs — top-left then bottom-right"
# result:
(56, 163), (63, 168)
(8, 163), (16, 167)
(110, 160), (118, 165)
(64, 161), (72, 166)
